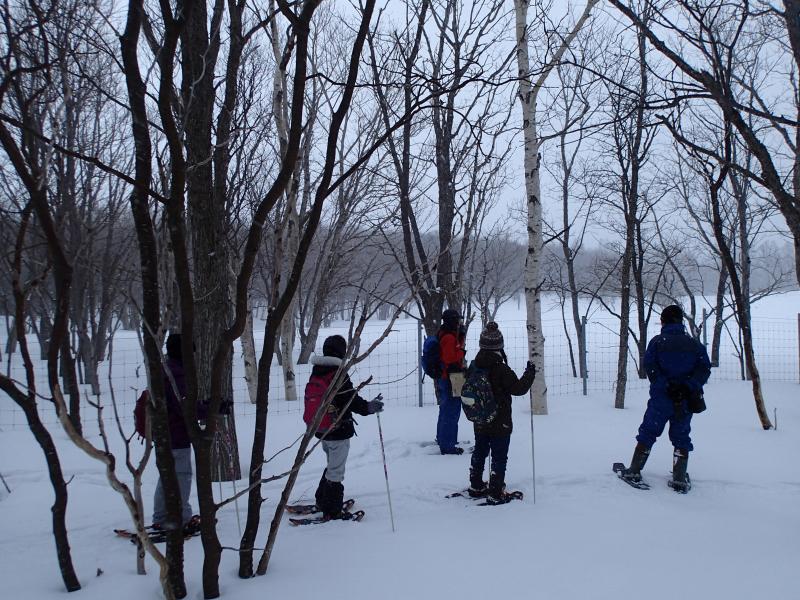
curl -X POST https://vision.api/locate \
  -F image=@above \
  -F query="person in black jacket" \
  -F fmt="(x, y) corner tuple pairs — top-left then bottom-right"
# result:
(309, 335), (384, 520)
(468, 322), (536, 505)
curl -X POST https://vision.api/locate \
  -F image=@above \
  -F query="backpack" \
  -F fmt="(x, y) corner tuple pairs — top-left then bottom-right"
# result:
(460, 363), (497, 425)
(134, 389), (150, 439)
(421, 335), (442, 379)
(303, 370), (338, 432)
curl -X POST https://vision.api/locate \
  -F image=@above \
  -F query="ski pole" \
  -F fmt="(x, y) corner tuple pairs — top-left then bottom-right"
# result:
(374, 396), (395, 532)
(530, 402), (536, 505)
(0, 471), (10, 494)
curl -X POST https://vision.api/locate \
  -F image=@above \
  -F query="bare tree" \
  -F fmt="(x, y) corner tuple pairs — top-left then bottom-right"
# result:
(609, 0), (800, 287)
(514, 0), (600, 414)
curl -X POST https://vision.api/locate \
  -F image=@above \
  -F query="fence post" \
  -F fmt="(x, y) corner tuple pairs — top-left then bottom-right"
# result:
(702, 308), (708, 346)
(418, 319), (424, 408)
(581, 315), (588, 396)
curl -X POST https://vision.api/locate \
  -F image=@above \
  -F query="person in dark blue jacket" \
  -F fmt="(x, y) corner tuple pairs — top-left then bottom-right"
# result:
(621, 305), (711, 491)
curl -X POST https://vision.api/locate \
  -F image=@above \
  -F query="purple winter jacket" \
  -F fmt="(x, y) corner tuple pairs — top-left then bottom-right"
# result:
(163, 358), (190, 449)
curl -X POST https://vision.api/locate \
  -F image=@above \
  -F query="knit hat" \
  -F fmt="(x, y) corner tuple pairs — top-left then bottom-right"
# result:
(322, 335), (347, 359)
(479, 322), (504, 351)
(661, 305), (684, 325)
(166, 333), (183, 362)
(441, 309), (461, 331)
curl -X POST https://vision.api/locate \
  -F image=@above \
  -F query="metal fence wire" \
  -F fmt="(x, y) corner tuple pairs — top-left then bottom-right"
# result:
(1, 314), (798, 431)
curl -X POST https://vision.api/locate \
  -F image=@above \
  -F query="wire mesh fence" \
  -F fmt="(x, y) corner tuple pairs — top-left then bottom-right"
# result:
(1, 313), (798, 431)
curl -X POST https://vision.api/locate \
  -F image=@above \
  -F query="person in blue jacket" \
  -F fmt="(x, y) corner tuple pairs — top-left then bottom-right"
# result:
(621, 305), (711, 491)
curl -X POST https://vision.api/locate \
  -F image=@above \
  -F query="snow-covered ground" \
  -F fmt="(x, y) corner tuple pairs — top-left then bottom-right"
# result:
(0, 293), (798, 599)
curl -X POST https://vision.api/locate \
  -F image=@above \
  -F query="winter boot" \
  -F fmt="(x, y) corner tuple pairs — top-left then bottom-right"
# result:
(671, 448), (690, 492)
(621, 443), (650, 483)
(182, 515), (201, 536)
(322, 481), (345, 520)
(468, 468), (488, 498)
(314, 470), (329, 509)
(485, 471), (508, 505)
(441, 446), (464, 455)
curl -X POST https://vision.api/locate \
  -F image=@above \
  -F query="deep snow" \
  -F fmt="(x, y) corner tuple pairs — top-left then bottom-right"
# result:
(0, 294), (798, 600)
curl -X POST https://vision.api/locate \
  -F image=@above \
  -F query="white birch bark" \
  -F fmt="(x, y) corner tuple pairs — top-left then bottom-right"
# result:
(271, 3), (298, 402)
(242, 298), (259, 404)
(514, 0), (599, 414)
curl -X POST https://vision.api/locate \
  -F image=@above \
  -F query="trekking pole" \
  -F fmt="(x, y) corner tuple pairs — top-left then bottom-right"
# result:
(530, 404), (536, 505)
(374, 396), (396, 532)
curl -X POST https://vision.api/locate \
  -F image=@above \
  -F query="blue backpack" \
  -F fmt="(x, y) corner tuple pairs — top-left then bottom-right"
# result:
(421, 335), (442, 379)
(460, 363), (497, 425)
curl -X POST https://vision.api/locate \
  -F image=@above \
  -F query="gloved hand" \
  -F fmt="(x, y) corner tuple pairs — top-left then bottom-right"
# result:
(367, 400), (384, 414)
(219, 399), (234, 415)
(525, 360), (537, 377)
(666, 381), (690, 402)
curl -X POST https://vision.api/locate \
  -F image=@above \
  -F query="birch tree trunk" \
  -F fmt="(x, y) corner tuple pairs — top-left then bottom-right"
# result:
(514, 0), (599, 414)
(242, 300), (259, 404)
(272, 6), (299, 402)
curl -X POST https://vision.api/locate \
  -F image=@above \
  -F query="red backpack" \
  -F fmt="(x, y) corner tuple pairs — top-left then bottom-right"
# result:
(303, 371), (338, 432)
(134, 389), (150, 439)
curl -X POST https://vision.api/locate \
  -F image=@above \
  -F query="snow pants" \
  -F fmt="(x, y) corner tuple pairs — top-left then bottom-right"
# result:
(315, 439), (350, 518)
(636, 395), (693, 451)
(471, 433), (510, 487)
(152, 446), (194, 527)
(436, 377), (461, 452)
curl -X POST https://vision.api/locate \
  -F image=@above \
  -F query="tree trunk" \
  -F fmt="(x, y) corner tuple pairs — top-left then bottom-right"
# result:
(16, 398), (81, 591)
(242, 303), (259, 404)
(711, 264), (727, 366)
(614, 242), (633, 409)
(513, 0), (598, 412)
(514, 0), (548, 415)
(709, 163), (772, 429)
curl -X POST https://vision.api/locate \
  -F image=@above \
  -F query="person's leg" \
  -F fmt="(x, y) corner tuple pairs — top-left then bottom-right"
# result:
(667, 413), (693, 453)
(636, 397), (670, 450)
(319, 439), (350, 518)
(152, 477), (166, 526)
(469, 432), (490, 495)
(172, 447), (194, 525)
(487, 435), (511, 500)
(437, 379), (462, 453)
(668, 413), (693, 489)
(314, 468), (329, 509)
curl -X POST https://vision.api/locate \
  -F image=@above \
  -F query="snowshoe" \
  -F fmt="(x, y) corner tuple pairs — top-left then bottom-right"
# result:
(286, 498), (355, 516)
(613, 462), (651, 490)
(668, 473), (692, 494)
(288, 509), (365, 526)
(478, 490), (524, 506)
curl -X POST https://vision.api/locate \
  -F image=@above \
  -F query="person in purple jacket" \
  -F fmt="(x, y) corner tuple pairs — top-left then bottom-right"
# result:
(152, 333), (199, 533)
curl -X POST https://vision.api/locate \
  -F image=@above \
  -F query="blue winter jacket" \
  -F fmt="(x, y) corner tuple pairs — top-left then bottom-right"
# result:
(644, 323), (711, 402)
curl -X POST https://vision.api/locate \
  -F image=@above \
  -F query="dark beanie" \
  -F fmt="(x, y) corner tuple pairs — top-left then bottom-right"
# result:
(166, 333), (182, 362)
(661, 305), (684, 325)
(322, 335), (347, 359)
(441, 309), (461, 331)
(479, 322), (504, 351)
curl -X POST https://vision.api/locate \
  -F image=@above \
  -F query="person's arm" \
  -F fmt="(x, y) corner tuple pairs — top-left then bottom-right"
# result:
(687, 341), (712, 391)
(643, 337), (662, 383)
(496, 362), (535, 396)
(440, 333), (465, 368)
(333, 374), (370, 416)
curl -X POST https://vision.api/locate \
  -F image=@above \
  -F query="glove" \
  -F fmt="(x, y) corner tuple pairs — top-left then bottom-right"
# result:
(219, 399), (233, 415)
(367, 400), (384, 414)
(525, 360), (537, 377)
(666, 381), (690, 402)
